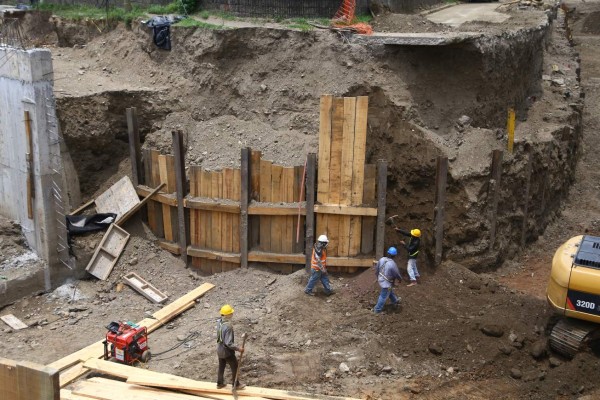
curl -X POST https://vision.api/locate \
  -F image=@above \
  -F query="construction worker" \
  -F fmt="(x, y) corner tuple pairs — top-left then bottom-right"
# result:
(395, 228), (421, 286)
(304, 234), (334, 296)
(216, 304), (245, 390)
(373, 247), (403, 313)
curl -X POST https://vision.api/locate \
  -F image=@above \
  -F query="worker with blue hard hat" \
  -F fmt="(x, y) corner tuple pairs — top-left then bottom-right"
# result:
(372, 247), (403, 314)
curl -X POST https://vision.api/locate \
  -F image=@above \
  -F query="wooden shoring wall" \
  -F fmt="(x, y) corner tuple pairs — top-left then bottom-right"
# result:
(188, 167), (241, 274)
(141, 149), (179, 253)
(183, 151), (305, 274)
(251, 156), (306, 273)
(316, 95), (376, 272)
(133, 94), (382, 275)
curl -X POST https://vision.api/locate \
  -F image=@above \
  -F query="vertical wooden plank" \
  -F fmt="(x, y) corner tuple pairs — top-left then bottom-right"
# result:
(361, 164), (377, 255)
(283, 167), (295, 254)
(126, 107), (143, 187)
(16, 361), (59, 400)
(172, 131), (188, 261)
(329, 97), (345, 205)
(151, 150), (164, 238)
(250, 150), (261, 201)
(351, 96), (369, 204)
(489, 150), (503, 251)
(259, 160), (272, 251)
(158, 155), (173, 242)
(190, 167), (201, 269)
(327, 98), (345, 256)
(249, 150), (261, 251)
(214, 171), (224, 273)
(350, 96), (369, 257)
(305, 154), (316, 271)
(143, 149), (157, 232)
(375, 160), (388, 259)
(270, 165), (283, 254)
(200, 170), (212, 273)
(0, 357), (18, 400)
(340, 97), (356, 205)
(293, 165), (304, 254)
(338, 97), (356, 257)
(434, 156), (448, 266)
(317, 95), (333, 203)
(223, 168), (234, 254)
(167, 155), (179, 243)
(521, 151), (533, 248)
(240, 149), (249, 268)
(232, 168), (241, 253)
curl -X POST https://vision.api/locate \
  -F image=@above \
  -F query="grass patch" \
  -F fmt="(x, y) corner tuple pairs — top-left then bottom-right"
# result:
(35, 3), (146, 23)
(174, 18), (225, 29)
(354, 14), (373, 23)
(147, 2), (179, 14)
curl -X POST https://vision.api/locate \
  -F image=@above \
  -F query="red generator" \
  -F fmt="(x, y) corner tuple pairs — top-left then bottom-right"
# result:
(103, 321), (151, 364)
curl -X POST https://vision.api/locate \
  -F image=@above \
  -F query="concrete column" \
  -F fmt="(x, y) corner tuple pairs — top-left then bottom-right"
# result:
(0, 47), (77, 295)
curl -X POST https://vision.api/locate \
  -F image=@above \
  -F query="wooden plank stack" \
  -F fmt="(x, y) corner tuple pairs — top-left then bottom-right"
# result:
(69, 359), (361, 400)
(317, 95), (372, 272)
(47, 283), (214, 389)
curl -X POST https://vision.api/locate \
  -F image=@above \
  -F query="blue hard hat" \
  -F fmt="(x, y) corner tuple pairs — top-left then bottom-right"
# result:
(387, 247), (398, 256)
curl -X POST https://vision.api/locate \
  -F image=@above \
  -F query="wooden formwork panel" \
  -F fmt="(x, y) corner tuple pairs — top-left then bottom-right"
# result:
(189, 166), (242, 274)
(315, 95), (373, 271)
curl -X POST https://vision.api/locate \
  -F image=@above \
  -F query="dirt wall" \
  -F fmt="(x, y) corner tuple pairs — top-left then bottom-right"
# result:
(49, 12), (582, 272)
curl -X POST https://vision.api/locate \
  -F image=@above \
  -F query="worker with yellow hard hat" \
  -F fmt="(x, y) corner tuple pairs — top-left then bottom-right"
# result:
(395, 227), (421, 286)
(216, 304), (245, 390)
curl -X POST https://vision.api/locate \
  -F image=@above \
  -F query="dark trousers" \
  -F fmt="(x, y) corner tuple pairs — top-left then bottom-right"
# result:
(217, 355), (239, 385)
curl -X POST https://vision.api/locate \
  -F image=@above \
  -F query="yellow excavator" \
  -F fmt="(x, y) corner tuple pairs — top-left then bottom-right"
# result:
(547, 235), (600, 358)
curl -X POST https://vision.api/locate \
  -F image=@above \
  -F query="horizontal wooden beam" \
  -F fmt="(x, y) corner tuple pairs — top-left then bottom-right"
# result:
(187, 246), (241, 263)
(136, 185), (177, 206)
(327, 257), (375, 267)
(248, 203), (306, 216)
(248, 251), (305, 264)
(314, 204), (378, 217)
(158, 240), (181, 255)
(184, 197), (241, 213)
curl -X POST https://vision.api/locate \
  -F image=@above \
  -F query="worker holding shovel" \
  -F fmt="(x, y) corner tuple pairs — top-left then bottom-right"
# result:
(216, 304), (246, 390)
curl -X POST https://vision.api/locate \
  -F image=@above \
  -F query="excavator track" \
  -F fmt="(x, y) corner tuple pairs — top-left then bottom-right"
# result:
(550, 319), (597, 358)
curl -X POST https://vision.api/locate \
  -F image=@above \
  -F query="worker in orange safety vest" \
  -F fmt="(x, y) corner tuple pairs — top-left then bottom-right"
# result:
(304, 234), (334, 296)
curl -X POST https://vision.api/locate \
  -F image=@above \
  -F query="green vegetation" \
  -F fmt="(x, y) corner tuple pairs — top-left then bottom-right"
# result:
(354, 14), (373, 23)
(178, 0), (198, 15)
(32, 4), (371, 32)
(147, 2), (179, 14)
(174, 18), (225, 29)
(35, 3), (145, 22)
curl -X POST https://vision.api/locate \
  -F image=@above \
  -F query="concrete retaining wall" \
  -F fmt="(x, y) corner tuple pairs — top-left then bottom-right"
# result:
(0, 47), (79, 303)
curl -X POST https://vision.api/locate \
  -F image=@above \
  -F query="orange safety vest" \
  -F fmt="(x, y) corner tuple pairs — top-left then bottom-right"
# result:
(311, 248), (327, 271)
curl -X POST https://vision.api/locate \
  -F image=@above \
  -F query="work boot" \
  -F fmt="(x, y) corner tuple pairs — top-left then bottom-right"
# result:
(326, 290), (335, 296)
(216, 383), (226, 389)
(235, 382), (246, 390)
(304, 291), (315, 296)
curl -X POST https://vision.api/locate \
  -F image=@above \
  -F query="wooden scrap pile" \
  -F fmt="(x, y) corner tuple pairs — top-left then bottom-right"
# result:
(48, 283), (215, 388)
(61, 358), (361, 400)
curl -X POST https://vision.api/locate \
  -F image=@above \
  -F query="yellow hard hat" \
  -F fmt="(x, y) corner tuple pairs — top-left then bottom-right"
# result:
(410, 229), (421, 238)
(220, 304), (234, 315)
